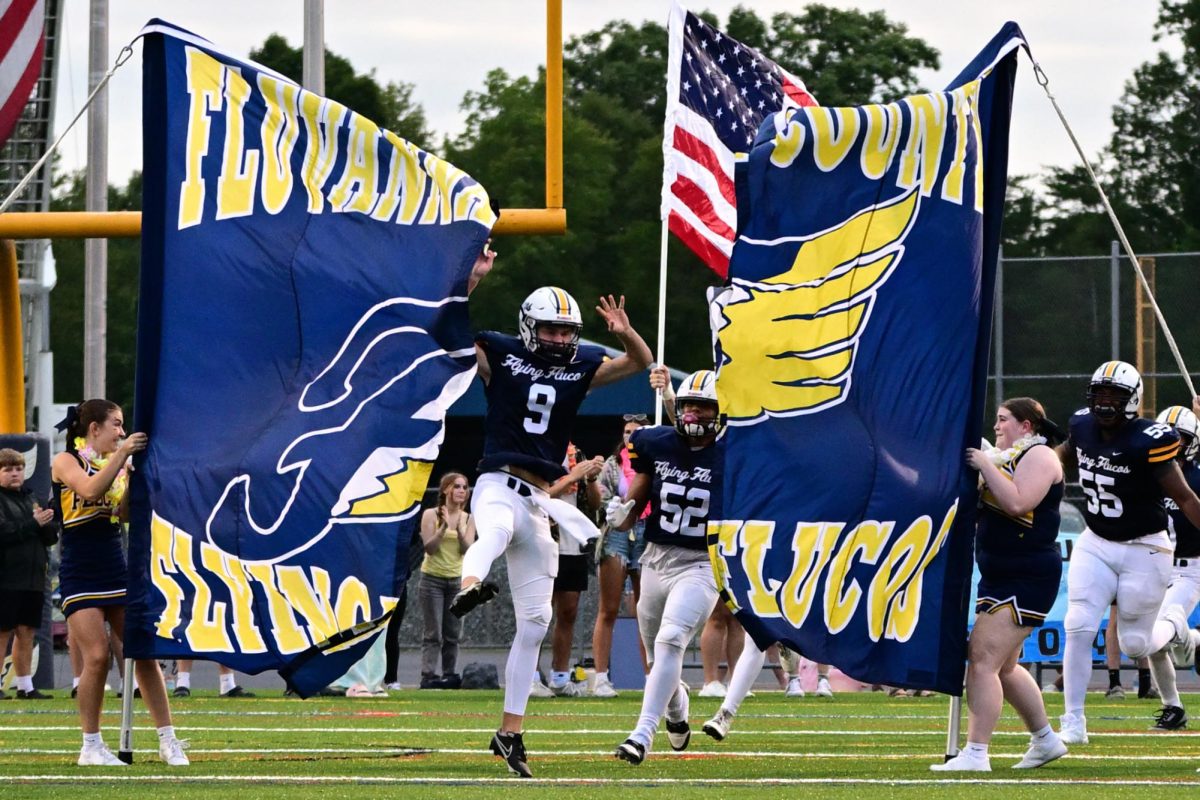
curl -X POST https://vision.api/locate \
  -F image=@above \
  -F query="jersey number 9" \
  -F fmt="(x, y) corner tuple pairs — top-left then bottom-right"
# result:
(524, 383), (557, 434)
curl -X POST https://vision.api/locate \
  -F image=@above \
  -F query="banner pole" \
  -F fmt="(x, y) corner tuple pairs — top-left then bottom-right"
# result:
(118, 659), (135, 763)
(943, 694), (962, 760)
(654, 218), (669, 425)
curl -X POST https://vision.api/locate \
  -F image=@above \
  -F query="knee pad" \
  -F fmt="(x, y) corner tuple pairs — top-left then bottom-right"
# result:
(1118, 629), (1151, 660)
(655, 622), (690, 653)
(1063, 602), (1100, 636)
(514, 605), (552, 633)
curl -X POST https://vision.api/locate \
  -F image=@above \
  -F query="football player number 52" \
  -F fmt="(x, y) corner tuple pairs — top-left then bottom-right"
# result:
(1078, 467), (1123, 518)
(524, 383), (557, 434)
(659, 483), (710, 537)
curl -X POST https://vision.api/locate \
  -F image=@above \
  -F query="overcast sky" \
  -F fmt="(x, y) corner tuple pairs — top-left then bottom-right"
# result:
(51, 1), (1169, 186)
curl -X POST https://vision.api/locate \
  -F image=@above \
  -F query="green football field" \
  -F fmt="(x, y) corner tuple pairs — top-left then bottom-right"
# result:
(0, 688), (1195, 798)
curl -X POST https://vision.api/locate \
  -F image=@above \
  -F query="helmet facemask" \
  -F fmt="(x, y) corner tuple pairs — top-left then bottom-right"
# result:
(674, 398), (720, 438)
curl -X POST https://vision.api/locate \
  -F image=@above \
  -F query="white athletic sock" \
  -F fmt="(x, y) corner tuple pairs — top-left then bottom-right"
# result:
(1030, 724), (1054, 742)
(1062, 629), (1096, 716)
(723, 642), (766, 716)
(156, 725), (175, 741)
(82, 732), (103, 747)
(1148, 650), (1181, 707)
(503, 617), (549, 716)
(631, 637), (686, 745)
(964, 741), (988, 758)
(549, 670), (570, 688)
(15, 675), (33, 692)
(72, 677), (80, 689)
(219, 672), (236, 694)
(176, 671), (191, 690)
(460, 528), (508, 584)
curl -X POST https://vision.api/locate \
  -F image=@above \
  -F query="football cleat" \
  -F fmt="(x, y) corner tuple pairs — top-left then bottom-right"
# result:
(490, 730), (533, 778)
(449, 580), (499, 618)
(219, 686), (256, 698)
(1104, 685), (1125, 700)
(16, 689), (52, 699)
(703, 708), (733, 741)
(1013, 736), (1068, 769)
(1058, 712), (1088, 745)
(666, 718), (691, 751)
(615, 738), (646, 765)
(172, 686), (191, 698)
(1152, 705), (1188, 731)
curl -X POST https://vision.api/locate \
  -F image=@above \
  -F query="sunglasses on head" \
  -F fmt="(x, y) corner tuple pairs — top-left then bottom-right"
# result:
(623, 414), (648, 422)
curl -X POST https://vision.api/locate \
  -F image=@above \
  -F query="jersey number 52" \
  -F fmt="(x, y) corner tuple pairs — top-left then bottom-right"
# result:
(1078, 467), (1123, 518)
(659, 483), (710, 537)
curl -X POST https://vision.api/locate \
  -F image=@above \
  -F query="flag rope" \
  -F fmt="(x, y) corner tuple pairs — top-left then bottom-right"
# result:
(0, 40), (136, 216)
(1030, 55), (1196, 397)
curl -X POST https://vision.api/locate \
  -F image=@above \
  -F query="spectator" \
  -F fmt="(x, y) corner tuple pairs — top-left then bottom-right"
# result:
(418, 472), (476, 689)
(0, 447), (58, 699)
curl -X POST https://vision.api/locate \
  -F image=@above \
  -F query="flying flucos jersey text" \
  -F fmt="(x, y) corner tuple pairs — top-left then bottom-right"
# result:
(175, 46), (490, 230)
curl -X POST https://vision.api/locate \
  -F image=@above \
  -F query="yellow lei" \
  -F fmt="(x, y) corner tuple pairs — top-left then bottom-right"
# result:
(74, 437), (128, 523)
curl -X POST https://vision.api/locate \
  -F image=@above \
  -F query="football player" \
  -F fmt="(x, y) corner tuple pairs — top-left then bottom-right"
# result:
(1145, 402), (1200, 730)
(1058, 363), (1200, 744)
(454, 266), (652, 777)
(611, 369), (722, 765)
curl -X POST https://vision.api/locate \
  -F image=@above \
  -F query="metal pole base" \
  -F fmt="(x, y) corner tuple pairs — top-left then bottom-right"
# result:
(117, 749), (133, 764)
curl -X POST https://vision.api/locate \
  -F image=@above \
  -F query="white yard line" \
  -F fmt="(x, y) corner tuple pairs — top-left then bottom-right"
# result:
(4, 775), (1199, 786)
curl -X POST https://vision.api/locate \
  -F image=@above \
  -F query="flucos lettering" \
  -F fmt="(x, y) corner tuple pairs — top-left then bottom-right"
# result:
(708, 502), (956, 643)
(177, 46), (492, 231)
(150, 512), (395, 654)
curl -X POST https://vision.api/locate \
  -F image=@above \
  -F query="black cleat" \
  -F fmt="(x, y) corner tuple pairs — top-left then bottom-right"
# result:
(665, 718), (691, 751)
(450, 580), (499, 618)
(172, 686), (191, 698)
(1152, 705), (1188, 731)
(220, 685), (256, 698)
(16, 689), (52, 700)
(490, 730), (532, 777)
(615, 738), (646, 765)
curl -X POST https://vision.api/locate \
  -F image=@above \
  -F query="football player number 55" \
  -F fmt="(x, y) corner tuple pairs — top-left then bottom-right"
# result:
(660, 483), (710, 537)
(524, 384), (557, 434)
(1079, 467), (1123, 518)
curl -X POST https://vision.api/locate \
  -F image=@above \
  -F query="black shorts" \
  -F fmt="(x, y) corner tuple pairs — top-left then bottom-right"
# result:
(553, 554), (589, 593)
(0, 590), (45, 630)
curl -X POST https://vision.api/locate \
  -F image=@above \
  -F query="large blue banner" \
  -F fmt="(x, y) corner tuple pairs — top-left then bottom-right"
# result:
(126, 21), (494, 695)
(709, 26), (1025, 694)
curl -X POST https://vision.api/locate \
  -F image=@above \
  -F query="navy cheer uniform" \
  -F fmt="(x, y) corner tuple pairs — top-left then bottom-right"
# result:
(975, 445), (1064, 627)
(1067, 410), (1180, 540)
(55, 453), (127, 616)
(1165, 461), (1200, 560)
(475, 331), (605, 481)
(628, 425), (723, 552)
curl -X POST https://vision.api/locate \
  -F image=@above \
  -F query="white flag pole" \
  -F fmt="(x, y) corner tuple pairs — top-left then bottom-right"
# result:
(654, 219), (670, 425)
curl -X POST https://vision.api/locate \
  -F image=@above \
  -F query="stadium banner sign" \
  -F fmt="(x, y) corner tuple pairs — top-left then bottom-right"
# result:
(709, 25), (1026, 694)
(126, 20), (494, 695)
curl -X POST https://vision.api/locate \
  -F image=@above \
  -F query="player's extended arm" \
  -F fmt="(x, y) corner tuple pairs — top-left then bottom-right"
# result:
(592, 295), (653, 388)
(1159, 462), (1200, 530)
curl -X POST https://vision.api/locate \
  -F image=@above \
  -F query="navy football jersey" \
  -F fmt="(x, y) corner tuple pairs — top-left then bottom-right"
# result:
(476, 331), (605, 482)
(1068, 409), (1180, 541)
(1164, 460), (1200, 558)
(628, 425), (722, 552)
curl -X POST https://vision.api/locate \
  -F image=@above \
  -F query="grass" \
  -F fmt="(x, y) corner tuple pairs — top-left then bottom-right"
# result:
(0, 687), (1195, 798)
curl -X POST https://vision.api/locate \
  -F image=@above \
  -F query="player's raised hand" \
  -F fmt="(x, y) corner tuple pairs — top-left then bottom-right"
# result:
(596, 295), (631, 337)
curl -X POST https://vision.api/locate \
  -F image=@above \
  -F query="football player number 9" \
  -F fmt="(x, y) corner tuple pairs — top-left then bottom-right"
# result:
(1078, 467), (1123, 518)
(524, 383), (557, 434)
(659, 483), (710, 537)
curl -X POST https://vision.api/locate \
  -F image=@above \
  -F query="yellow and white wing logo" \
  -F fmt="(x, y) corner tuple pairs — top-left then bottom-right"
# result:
(716, 189), (919, 424)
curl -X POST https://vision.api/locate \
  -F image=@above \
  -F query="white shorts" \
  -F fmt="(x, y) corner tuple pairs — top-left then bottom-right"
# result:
(636, 542), (719, 657)
(1065, 528), (1172, 641)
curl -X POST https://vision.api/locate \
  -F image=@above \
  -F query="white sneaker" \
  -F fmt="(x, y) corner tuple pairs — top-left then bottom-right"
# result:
(1042, 683), (1062, 694)
(385, 681), (404, 691)
(78, 743), (127, 767)
(785, 677), (805, 697)
(815, 676), (834, 698)
(702, 708), (733, 741)
(930, 751), (990, 771)
(592, 674), (619, 698)
(551, 680), (587, 697)
(159, 737), (190, 766)
(1013, 735), (1068, 769)
(698, 681), (726, 698)
(1058, 712), (1088, 745)
(529, 677), (554, 698)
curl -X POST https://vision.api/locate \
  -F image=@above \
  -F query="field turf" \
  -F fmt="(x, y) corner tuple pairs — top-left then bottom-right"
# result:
(0, 687), (1195, 798)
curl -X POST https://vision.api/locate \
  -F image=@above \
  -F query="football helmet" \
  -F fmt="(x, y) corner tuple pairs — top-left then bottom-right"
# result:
(518, 286), (582, 363)
(1156, 405), (1200, 462)
(675, 369), (721, 438)
(1086, 361), (1142, 422)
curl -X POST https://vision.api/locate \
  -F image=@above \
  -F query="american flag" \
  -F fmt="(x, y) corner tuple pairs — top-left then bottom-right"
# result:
(662, 2), (816, 277)
(0, 0), (45, 149)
